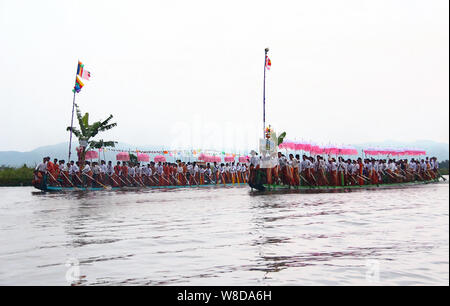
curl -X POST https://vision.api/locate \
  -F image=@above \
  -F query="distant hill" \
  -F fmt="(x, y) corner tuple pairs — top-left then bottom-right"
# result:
(0, 140), (448, 167)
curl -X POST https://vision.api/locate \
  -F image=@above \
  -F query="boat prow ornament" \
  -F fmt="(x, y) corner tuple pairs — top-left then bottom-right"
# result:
(248, 125), (282, 192)
(259, 125), (279, 169)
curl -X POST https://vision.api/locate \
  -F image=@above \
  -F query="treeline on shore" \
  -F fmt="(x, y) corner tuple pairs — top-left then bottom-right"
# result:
(0, 161), (449, 187)
(0, 165), (34, 186)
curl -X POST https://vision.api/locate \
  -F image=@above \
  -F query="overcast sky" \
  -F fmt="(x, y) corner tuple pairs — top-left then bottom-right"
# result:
(0, 0), (448, 152)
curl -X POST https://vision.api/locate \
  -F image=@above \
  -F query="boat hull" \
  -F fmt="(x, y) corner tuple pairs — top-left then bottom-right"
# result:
(249, 179), (441, 193)
(33, 183), (248, 192)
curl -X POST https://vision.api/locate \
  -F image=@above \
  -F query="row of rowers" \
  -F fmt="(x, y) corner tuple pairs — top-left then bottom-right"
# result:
(34, 157), (250, 187)
(249, 153), (441, 186)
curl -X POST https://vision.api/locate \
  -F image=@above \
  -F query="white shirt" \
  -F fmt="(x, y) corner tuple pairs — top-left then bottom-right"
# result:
(187, 164), (193, 174)
(92, 165), (100, 175)
(107, 164), (114, 175)
(129, 167), (135, 177)
(314, 160), (320, 171)
(389, 163), (396, 171)
(35, 162), (47, 172)
(301, 160), (311, 170)
(82, 164), (91, 174)
(339, 162), (347, 173)
(250, 156), (259, 167)
(373, 163), (379, 172)
(157, 165), (164, 175)
(278, 157), (287, 167)
(141, 166), (148, 176)
(420, 162), (427, 171)
(70, 164), (79, 174)
(329, 162), (337, 171)
(352, 164), (359, 174)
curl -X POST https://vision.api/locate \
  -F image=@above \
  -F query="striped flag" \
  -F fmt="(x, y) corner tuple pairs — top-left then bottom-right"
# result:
(73, 76), (84, 93)
(76, 61), (84, 76)
(265, 56), (271, 70)
(73, 60), (91, 92)
(77, 61), (91, 80)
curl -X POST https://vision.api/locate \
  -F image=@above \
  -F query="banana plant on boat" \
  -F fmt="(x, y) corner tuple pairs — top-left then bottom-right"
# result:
(66, 103), (117, 166)
(277, 131), (286, 146)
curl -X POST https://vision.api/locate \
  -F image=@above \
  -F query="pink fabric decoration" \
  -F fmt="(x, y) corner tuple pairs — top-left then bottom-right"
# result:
(364, 149), (426, 156)
(137, 153), (150, 162)
(85, 150), (99, 160)
(224, 156), (234, 162)
(205, 156), (214, 163)
(154, 155), (166, 162)
(239, 156), (249, 163)
(116, 152), (130, 161)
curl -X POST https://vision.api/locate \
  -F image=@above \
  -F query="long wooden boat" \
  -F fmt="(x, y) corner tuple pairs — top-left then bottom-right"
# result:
(248, 178), (442, 193)
(247, 48), (446, 194)
(33, 182), (248, 192)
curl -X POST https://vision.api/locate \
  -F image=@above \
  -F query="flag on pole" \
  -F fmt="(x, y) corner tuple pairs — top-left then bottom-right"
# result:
(73, 76), (84, 93)
(73, 60), (91, 92)
(76, 61), (84, 76)
(77, 61), (91, 80)
(265, 56), (271, 70)
(80, 69), (91, 80)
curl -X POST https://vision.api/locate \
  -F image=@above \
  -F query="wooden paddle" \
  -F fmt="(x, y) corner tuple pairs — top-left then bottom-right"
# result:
(298, 173), (313, 187)
(60, 171), (80, 190)
(83, 173), (110, 189)
(47, 172), (68, 191)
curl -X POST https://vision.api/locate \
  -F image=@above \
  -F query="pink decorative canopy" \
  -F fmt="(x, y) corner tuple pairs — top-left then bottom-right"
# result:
(239, 156), (249, 163)
(203, 156), (213, 163)
(364, 149), (426, 156)
(85, 150), (99, 160)
(279, 141), (359, 156)
(199, 155), (222, 163)
(199, 154), (211, 162)
(224, 156), (234, 162)
(154, 155), (166, 162)
(116, 152), (130, 161)
(137, 153), (150, 162)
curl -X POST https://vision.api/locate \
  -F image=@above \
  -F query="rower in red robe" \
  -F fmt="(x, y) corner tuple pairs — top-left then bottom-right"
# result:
(121, 162), (129, 186)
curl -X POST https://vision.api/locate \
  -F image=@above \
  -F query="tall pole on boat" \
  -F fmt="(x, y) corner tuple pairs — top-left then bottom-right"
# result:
(68, 62), (78, 162)
(263, 48), (269, 138)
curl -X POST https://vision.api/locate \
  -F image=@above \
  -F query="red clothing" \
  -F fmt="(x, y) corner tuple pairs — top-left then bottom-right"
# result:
(114, 165), (120, 175)
(121, 166), (128, 176)
(358, 162), (364, 185)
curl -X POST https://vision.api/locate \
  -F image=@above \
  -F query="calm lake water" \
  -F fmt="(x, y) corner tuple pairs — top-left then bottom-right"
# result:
(0, 179), (448, 285)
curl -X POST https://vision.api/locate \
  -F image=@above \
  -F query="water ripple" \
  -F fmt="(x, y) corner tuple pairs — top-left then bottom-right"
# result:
(0, 180), (448, 285)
